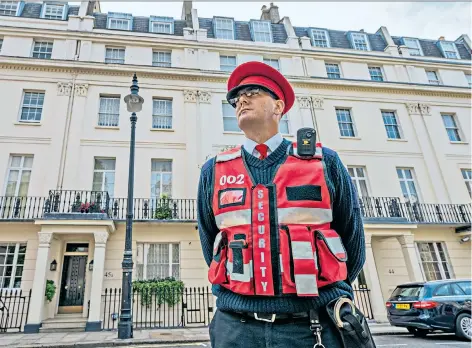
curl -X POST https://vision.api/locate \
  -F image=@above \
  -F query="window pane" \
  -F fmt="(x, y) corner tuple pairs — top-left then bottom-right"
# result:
(94, 158), (116, 170)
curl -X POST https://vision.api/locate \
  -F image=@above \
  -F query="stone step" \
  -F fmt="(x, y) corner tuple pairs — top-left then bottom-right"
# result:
(43, 316), (87, 324)
(39, 326), (85, 333)
(41, 318), (87, 331)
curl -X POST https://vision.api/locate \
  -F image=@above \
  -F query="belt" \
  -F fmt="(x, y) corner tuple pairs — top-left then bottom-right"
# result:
(225, 310), (310, 323)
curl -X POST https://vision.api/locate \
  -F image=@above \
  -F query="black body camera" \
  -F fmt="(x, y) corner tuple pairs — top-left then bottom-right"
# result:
(296, 127), (317, 157)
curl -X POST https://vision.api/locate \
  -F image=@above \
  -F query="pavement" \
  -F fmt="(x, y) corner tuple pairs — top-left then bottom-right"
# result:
(0, 323), (410, 348)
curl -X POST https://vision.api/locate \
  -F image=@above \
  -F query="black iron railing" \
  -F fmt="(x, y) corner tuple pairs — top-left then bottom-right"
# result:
(100, 287), (213, 330)
(0, 193), (470, 225)
(359, 197), (472, 224)
(352, 284), (374, 320)
(0, 289), (32, 332)
(109, 198), (197, 220)
(0, 196), (46, 219)
(45, 190), (110, 216)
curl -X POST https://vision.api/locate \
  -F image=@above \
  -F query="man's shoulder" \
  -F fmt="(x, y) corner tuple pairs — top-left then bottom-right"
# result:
(200, 157), (215, 177)
(321, 145), (340, 164)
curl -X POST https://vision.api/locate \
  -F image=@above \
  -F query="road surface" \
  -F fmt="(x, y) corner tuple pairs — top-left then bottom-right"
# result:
(119, 334), (469, 348)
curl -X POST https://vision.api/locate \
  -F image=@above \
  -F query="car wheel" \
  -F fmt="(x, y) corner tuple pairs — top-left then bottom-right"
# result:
(407, 327), (429, 338)
(455, 313), (472, 340)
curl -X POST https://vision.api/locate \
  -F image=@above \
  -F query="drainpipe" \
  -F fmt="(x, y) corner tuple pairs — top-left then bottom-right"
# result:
(417, 103), (451, 203)
(56, 74), (77, 190)
(308, 97), (322, 143)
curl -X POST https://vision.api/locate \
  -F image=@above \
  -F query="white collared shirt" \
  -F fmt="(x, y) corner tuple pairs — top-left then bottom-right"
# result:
(243, 133), (284, 158)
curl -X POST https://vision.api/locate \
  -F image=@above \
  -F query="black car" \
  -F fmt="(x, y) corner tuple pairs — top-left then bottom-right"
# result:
(386, 279), (471, 340)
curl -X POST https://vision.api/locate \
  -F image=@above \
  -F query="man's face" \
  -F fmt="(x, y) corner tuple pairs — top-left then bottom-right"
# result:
(234, 87), (285, 131)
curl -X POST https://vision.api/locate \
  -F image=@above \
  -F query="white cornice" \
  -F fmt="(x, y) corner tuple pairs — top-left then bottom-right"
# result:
(0, 57), (470, 99)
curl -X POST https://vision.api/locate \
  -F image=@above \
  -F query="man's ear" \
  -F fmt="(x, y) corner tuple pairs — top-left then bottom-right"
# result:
(275, 99), (285, 118)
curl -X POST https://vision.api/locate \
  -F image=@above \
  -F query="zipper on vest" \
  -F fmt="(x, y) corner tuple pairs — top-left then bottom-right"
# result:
(280, 225), (295, 284)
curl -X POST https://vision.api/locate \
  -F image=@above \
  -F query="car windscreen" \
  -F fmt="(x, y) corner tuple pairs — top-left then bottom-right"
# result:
(391, 285), (424, 301)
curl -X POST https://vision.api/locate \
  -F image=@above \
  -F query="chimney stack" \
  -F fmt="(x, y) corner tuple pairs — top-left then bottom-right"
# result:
(181, 1), (193, 28)
(260, 3), (280, 24)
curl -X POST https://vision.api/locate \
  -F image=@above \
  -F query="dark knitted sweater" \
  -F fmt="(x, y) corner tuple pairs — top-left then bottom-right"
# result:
(197, 138), (366, 314)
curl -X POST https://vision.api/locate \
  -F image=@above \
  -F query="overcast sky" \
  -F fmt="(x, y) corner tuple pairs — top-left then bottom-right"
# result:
(89, 1), (471, 40)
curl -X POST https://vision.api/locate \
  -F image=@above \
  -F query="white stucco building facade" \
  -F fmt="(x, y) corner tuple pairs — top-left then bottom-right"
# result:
(0, 0), (470, 333)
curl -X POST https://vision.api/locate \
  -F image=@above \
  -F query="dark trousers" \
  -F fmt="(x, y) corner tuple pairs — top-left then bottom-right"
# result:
(209, 308), (344, 348)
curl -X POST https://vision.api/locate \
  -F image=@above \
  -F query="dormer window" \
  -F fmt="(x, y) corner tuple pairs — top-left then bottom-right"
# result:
(149, 16), (174, 34)
(107, 12), (133, 31)
(308, 28), (330, 48)
(348, 32), (370, 51)
(214, 17), (234, 40)
(41, 2), (67, 20)
(250, 20), (272, 43)
(402, 38), (423, 56)
(0, 1), (23, 16)
(438, 41), (460, 59)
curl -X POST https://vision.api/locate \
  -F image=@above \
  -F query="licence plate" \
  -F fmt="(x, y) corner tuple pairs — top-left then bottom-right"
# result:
(395, 303), (410, 310)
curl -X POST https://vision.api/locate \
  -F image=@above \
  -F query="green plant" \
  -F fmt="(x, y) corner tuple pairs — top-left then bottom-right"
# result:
(132, 277), (184, 308)
(45, 280), (56, 302)
(153, 194), (173, 220)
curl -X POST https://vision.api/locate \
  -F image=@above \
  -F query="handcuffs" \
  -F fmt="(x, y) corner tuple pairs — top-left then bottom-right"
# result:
(310, 297), (357, 348)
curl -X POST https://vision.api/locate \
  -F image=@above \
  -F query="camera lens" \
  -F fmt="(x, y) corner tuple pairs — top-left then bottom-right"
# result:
(306, 132), (312, 138)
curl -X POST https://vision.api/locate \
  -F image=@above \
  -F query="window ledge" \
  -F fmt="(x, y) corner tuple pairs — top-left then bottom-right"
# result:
(340, 136), (361, 140)
(150, 128), (174, 132)
(14, 122), (41, 126)
(223, 131), (244, 135)
(387, 138), (408, 142)
(95, 126), (120, 130)
(450, 141), (469, 145)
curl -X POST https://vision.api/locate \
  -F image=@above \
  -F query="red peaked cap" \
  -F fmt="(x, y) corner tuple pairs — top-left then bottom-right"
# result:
(226, 61), (295, 115)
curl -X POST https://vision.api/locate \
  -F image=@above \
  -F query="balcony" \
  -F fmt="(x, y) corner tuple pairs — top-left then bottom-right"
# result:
(0, 192), (470, 225)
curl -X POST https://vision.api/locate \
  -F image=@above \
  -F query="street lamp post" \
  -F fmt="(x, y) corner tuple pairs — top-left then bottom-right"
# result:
(118, 73), (144, 339)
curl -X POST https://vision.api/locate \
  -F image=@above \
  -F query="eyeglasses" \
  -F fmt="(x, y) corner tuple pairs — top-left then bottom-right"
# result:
(228, 87), (278, 107)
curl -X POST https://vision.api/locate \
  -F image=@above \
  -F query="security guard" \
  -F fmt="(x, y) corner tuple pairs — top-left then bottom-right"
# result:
(197, 61), (370, 348)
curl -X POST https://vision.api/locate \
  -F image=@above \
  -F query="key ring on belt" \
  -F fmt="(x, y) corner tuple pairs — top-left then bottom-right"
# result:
(313, 329), (325, 348)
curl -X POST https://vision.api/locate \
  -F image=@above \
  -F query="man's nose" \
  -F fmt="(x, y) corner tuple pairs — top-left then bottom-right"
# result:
(237, 94), (249, 108)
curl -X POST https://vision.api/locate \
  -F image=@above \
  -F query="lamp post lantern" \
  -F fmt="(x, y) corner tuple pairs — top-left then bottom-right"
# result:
(118, 73), (144, 339)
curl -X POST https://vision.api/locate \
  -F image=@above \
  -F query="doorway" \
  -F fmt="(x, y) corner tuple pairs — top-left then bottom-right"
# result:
(58, 243), (88, 314)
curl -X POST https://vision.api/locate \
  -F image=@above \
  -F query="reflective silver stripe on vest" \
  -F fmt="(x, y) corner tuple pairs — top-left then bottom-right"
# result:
(278, 207), (332, 225)
(280, 254), (283, 273)
(216, 149), (242, 162)
(226, 260), (253, 282)
(215, 209), (251, 229)
(325, 236), (346, 257)
(213, 232), (223, 254)
(294, 274), (318, 295)
(291, 241), (314, 259)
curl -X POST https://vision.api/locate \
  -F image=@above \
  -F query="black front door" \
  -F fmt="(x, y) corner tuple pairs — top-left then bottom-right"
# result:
(59, 256), (87, 308)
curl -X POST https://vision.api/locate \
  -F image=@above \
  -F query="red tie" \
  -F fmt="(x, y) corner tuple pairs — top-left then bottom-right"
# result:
(255, 144), (269, 160)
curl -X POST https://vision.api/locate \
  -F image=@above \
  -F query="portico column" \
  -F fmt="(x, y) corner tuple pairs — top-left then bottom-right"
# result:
(363, 233), (388, 322)
(85, 232), (108, 331)
(397, 234), (424, 282)
(24, 232), (53, 333)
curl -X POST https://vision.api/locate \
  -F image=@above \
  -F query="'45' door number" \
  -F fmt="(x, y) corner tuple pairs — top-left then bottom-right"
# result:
(219, 174), (245, 185)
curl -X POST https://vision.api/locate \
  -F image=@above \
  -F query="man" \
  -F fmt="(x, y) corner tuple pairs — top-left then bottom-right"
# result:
(197, 61), (366, 348)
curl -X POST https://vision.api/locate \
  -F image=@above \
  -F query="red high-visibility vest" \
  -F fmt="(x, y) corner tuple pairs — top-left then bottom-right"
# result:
(208, 142), (348, 297)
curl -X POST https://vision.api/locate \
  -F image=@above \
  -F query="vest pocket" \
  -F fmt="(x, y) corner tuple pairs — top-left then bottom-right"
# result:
(208, 231), (229, 285)
(279, 225), (296, 293)
(314, 229), (348, 287)
(282, 224), (318, 296)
